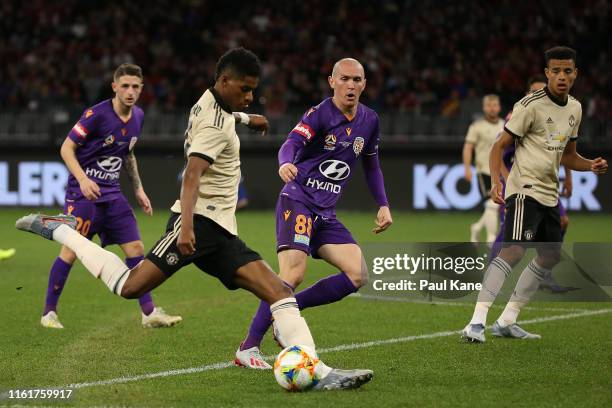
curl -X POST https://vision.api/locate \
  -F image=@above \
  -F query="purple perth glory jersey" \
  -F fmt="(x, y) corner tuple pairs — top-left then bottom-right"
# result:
(281, 98), (380, 217)
(65, 99), (144, 202)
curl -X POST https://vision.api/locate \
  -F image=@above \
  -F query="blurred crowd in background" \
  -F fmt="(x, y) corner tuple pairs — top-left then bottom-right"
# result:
(1, 0), (610, 122)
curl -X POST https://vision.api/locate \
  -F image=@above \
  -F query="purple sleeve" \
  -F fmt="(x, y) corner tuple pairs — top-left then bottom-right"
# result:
(279, 105), (321, 166)
(278, 136), (305, 166)
(362, 153), (389, 207)
(67, 108), (98, 146)
(287, 106), (321, 143)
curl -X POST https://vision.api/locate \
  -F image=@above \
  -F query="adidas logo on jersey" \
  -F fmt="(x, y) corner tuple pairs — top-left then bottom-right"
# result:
(546, 117), (554, 124)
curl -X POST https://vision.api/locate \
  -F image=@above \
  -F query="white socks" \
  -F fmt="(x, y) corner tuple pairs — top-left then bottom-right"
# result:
(469, 253), (553, 328)
(470, 257), (512, 325)
(270, 297), (315, 351)
(53, 225), (131, 295)
(270, 298), (333, 377)
(498, 259), (548, 326)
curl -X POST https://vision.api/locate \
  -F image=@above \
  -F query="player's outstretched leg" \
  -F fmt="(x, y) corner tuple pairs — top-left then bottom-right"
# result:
(462, 245), (524, 343)
(16, 213), (168, 300)
(233, 259), (373, 390)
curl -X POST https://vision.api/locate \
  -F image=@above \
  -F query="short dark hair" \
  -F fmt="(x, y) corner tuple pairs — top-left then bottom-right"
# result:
(215, 47), (261, 80)
(114, 63), (143, 81)
(526, 75), (547, 92)
(544, 46), (577, 66)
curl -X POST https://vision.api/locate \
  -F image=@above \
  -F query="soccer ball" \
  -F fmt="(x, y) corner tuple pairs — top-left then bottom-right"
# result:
(274, 345), (321, 391)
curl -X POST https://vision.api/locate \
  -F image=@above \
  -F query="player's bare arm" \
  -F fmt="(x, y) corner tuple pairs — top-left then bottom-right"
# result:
(462, 142), (474, 181)
(124, 151), (152, 215)
(489, 131), (514, 204)
(234, 112), (269, 135)
(177, 156), (210, 255)
(561, 141), (608, 174)
(500, 159), (510, 182)
(60, 137), (100, 200)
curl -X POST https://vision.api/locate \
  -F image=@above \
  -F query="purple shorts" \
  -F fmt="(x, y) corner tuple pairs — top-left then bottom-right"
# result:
(63, 194), (141, 247)
(275, 194), (356, 258)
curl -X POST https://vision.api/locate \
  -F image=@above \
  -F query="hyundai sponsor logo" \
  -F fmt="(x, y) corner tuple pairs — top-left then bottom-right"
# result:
(319, 160), (350, 181)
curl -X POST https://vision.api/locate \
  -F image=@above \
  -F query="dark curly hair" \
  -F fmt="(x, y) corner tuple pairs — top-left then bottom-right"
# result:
(215, 47), (261, 80)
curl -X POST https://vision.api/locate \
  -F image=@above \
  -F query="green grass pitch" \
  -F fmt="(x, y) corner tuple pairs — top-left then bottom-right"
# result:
(1, 209), (610, 407)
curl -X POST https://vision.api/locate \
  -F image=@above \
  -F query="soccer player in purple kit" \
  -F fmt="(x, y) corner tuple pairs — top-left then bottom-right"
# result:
(40, 63), (182, 329)
(235, 58), (392, 369)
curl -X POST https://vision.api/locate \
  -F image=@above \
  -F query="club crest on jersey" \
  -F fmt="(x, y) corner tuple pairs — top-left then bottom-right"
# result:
(346, 128), (352, 136)
(283, 210), (292, 221)
(324, 134), (337, 151)
(569, 115), (575, 127)
(67, 205), (74, 215)
(121, 128), (127, 136)
(353, 137), (365, 156)
(166, 252), (179, 266)
(103, 135), (115, 146)
(85, 109), (94, 118)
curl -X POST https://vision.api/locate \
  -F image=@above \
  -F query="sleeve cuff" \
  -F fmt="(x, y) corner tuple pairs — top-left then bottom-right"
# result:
(67, 133), (84, 146)
(504, 126), (522, 139)
(189, 152), (214, 164)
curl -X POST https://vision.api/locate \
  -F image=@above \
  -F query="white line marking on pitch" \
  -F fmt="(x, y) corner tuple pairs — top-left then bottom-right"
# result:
(2, 308), (609, 395)
(352, 293), (588, 313)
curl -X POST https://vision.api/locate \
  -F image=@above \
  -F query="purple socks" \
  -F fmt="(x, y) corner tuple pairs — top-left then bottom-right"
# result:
(296, 271), (358, 309)
(125, 256), (155, 316)
(43, 257), (72, 315)
(241, 272), (358, 350)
